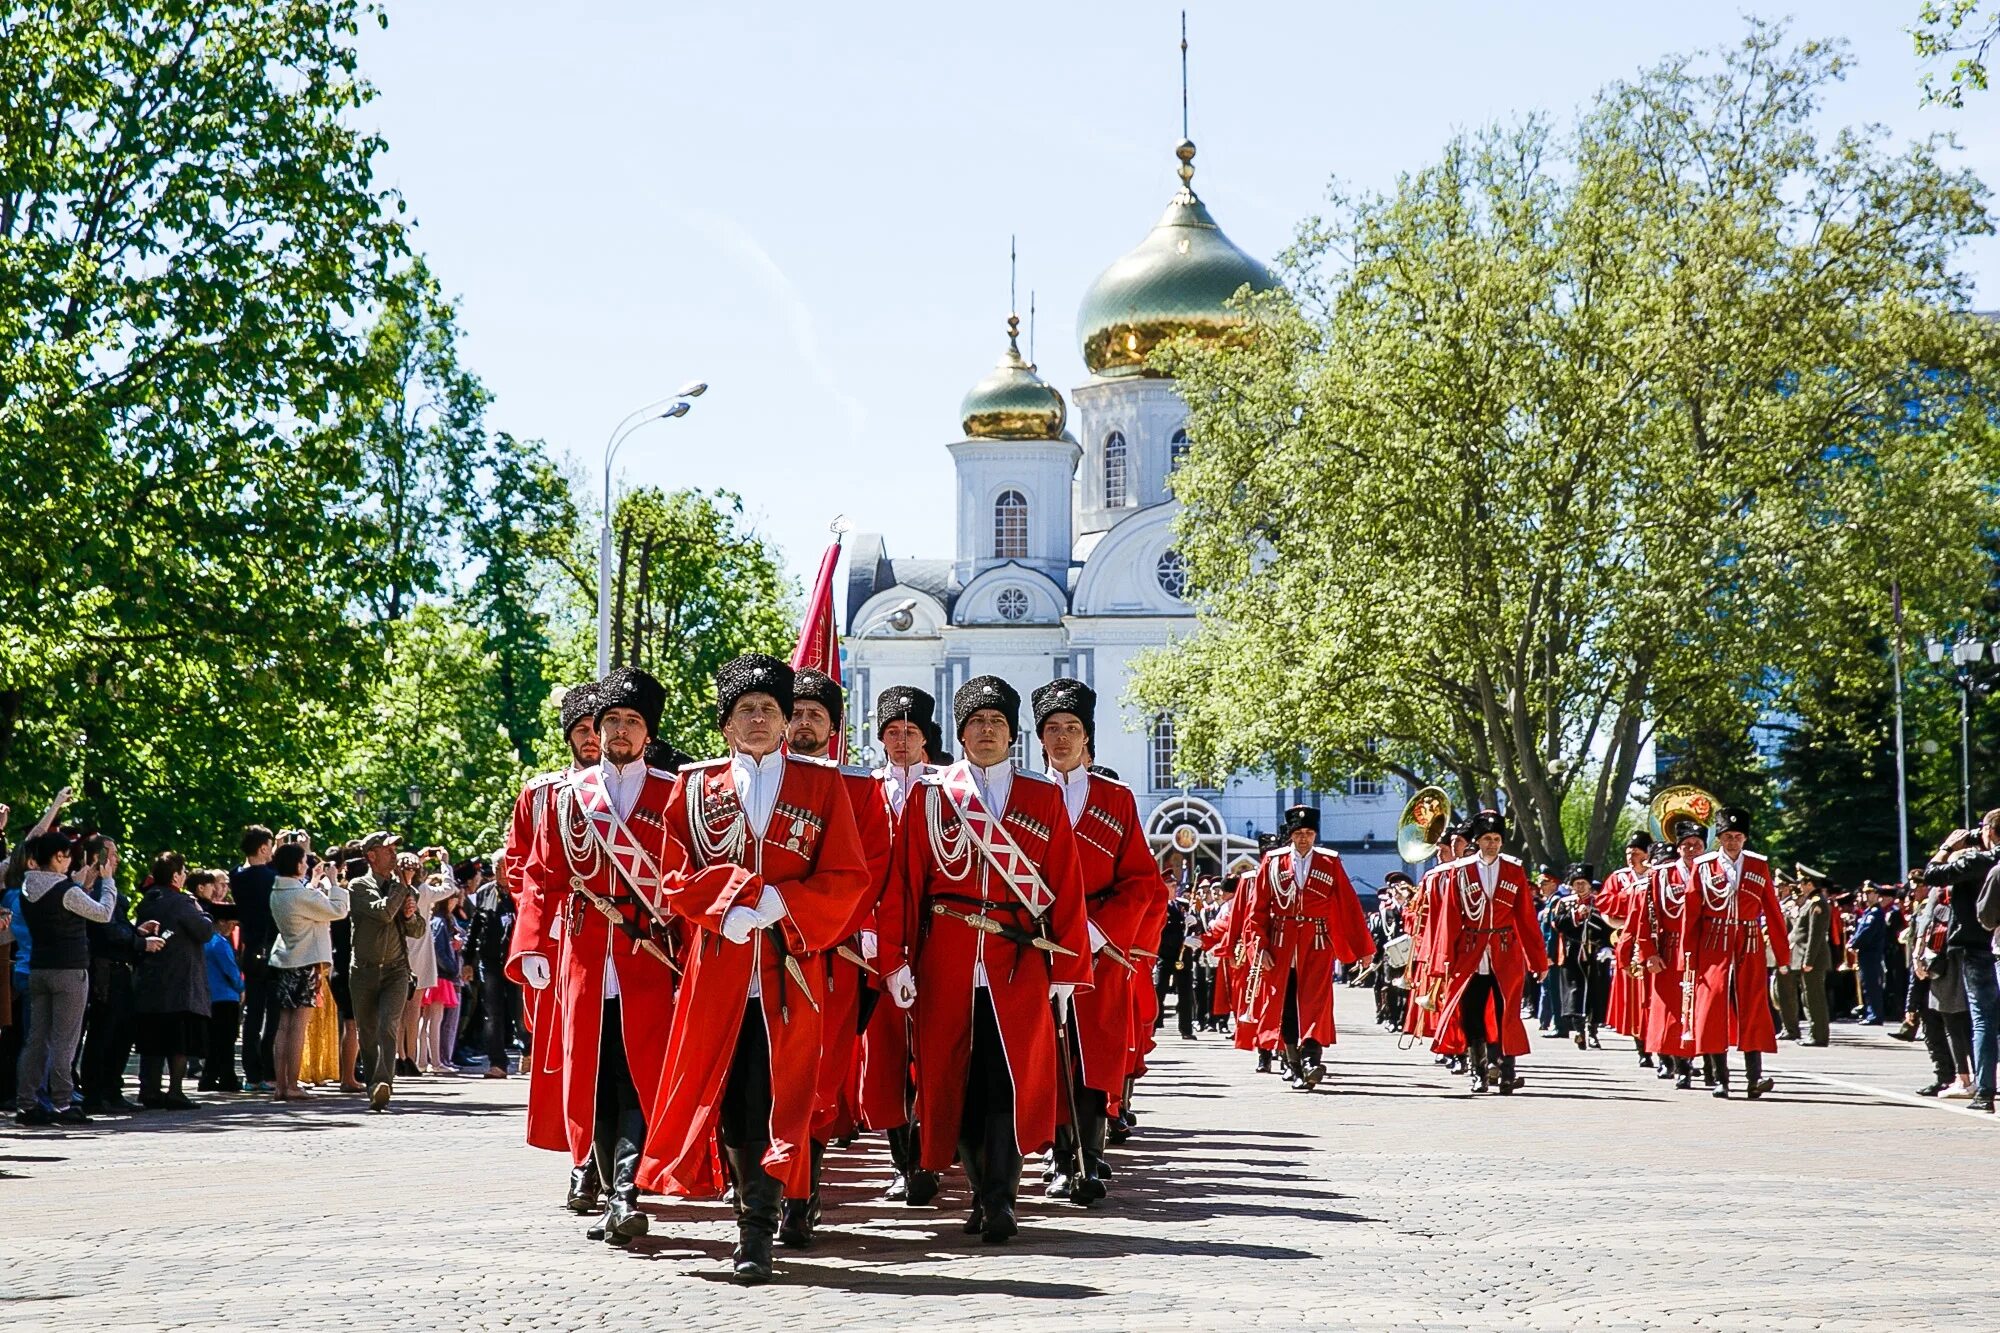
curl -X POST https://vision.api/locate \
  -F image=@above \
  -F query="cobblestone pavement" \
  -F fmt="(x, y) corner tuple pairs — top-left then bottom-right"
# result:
(8, 986), (2000, 1332)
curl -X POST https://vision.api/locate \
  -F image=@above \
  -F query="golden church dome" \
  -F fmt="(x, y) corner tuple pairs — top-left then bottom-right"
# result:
(960, 314), (1068, 440)
(1076, 140), (1279, 378)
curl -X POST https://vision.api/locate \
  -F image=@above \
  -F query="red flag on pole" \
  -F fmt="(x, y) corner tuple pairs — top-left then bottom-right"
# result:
(791, 530), (845, 761)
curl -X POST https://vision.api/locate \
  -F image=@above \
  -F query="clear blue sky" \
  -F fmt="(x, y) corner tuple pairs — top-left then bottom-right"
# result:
(353, 2), (2000, 603)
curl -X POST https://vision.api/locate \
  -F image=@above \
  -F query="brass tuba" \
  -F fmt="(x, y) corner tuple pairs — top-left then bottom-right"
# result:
(1397, 785), (1453, 863)
(1648, 784), (1719, 844)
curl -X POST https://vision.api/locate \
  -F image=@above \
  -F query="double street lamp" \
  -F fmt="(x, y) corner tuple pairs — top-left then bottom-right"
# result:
(1925, 635), (1998, 830)
(598, 382), (709, 678)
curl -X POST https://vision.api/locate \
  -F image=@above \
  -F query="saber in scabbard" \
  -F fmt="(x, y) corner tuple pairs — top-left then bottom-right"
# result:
(574, 880), (680, 974)
(1096, 939), (1136, 973)
(930, 901), (1078, 957)
(836, 943), (878, 975)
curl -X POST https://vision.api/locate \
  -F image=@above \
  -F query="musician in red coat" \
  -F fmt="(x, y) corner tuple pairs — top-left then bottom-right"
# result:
(1635, 830), (1699, 1087)
(1405, 822), (1470, 1060)
(779, 668), (892, 1247)
(638, 655), (870, 1286)
(1678, 806), (1792, 1099)
(1429, 809), (1550, 1094)
(1599, 830), (1654, 1057)
(500, 681), (599, 1209)
(877, 676), (1093, 1243)
(856, 684), (943, 1206)
(510, 667), (705, 1248)
(1197, 888), (1239, 1026)
(1032, 679), (1158, 1205)
(1245, 805), (1375, 1090)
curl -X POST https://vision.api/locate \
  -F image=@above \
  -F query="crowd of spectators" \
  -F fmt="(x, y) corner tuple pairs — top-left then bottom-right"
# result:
(0, 788), (526, 1125)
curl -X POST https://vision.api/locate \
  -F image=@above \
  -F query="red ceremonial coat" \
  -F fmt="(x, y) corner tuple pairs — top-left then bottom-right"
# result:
(1632, 860), (1699, 1058)
(1064, 772), (1162, 1098)
(876, 763), (1092, 1173)
(854, 764), (932, 1132)
(1678, 850), (1792, 1055)
(501, 766), (571, 1154)
(1197, 894), (1237, 1019)
(1245, 847), (1374, 1048)
(639, 755), (870, 1199)
(808, 764), (893, 1143)
(513, 763), (693, 1169)
(1404, 865), (1457, 1049)
(1600, 865), (1647, 1039)
(1126, 873), (1171, 1083)
(1430, 855), (1550, 1057)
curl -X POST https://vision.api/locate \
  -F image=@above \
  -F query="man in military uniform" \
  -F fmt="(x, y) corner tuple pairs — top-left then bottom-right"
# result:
(1428, 810), (1549, 1094)
(876, 676), (1093, 1242)
(1790, 872), (1833, 1046)
(1552, 865), (1613, 1049)
(778, 668), (893, 1248)
(1770, 874), (1805, 1042)
(1681, 807), (1792, 1098)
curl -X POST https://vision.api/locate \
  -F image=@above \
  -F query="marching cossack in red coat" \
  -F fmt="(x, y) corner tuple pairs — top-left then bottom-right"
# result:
(1633, 852), (1701, 1064)
(501, 766), (576, 1156)
(639, 750), (870, 1198)
(1052, 771), (1158, 1102)
(1245, 843), (1374, 1052)
(1599, 857), (1650, 1040)
(808, 764), (893, 1143)
(1680, 846), (1792, 1057)
(1427, 813), (1551, 1089)
(855, 762), (929, 1133)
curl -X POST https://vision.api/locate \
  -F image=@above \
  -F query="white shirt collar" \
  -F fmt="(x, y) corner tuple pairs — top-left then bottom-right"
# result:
(1046, 764), (1090, 825)
(971, 758), (1013, 810)
(730, 748), (786, 838)
(601, 757), (648, 819)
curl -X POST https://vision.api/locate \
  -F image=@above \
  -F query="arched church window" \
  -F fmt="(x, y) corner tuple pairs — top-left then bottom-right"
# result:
(1156, 549), (1188, 600)
(1104, 431), (1128, 508)
(1170, 428), (1191, 471)
(993, 490), (1028, 559)
(996, 587), (1029, 622)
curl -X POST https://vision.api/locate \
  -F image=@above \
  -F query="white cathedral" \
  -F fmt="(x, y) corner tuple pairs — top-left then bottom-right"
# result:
(843, 139), (1407, 895)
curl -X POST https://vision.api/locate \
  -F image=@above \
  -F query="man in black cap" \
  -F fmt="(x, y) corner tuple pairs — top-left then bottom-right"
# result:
(500, 680), (600, 1208)
(876, 675), (1092, 1242)
(641, 654), (869, 1284)
(514, 665), (691, 1247)
(1429, 810), (1549, 1094)
(1551, 865), (1612, 1049)
(1682, 806), (1790, 1098)
(779, 666), (893, 1247)
(1244, 805), (1375, 1090)
(1789, 869), (1834, 1046)
(858, 683), (944, 1204)
(1599, 831), (1656, 1067)
(1031, 678), (1160, 1203)
(348, 829), (425, 1112)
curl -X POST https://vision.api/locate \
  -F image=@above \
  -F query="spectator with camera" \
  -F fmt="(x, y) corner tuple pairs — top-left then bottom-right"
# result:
(79, 835), (146, 1113)
(1919, 808), (2000, 1114)
(13, 791), (136, 1124)
(132, 851), (216, 1110)
(267, 842), (350, 1101)
(348, 832), (425, 1111)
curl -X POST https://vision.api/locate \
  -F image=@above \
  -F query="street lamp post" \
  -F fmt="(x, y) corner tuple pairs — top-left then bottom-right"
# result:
(1926, 635), (1996, 831)
(597, 382), (708, 678)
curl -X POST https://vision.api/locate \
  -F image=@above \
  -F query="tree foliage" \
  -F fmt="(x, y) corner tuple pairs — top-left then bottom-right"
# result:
(1915, 0), (2000, 106)
(1133, 23), (2000, 870)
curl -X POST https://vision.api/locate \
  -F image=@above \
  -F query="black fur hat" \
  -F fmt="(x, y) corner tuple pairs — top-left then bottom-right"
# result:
(1284, 805), (1321, 835)
(593, 667), (665, 739)
(954, 675), (1020, 740)
(1626, 829), (1655, 853)
(715, 654), (794, 728)
(559, 681), (600, 737)
(1465, 809), (1507, 841)
(875, 684), (937, 736)
(1714, 806), (1752, 837)
(1032, 678), (1097, 742)
(793, 668), (844, 726)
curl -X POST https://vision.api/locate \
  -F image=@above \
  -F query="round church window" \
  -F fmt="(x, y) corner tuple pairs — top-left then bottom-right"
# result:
(997, 587), (1030, 622)
(1156, 550), (1188, 600)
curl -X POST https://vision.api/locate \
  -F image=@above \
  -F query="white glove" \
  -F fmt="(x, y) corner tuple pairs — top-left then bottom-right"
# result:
(1050, 982), (1075, 1016)
(886, 965), (917, 1009)
(859, 929), (879, 961)
(520, 954), (551, 991)
(1087, 920), (1107, 953)
(753, 884), (788, 926)
(721, 906), (759, 945)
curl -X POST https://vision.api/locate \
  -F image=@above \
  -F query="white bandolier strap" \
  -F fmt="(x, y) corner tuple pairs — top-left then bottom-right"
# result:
(935, 762), (1055, 919)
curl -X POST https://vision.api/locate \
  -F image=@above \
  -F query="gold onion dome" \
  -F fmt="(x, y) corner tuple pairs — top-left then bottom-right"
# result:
(960, 314), (1068, 439)
(1076, 139), (1279, 378)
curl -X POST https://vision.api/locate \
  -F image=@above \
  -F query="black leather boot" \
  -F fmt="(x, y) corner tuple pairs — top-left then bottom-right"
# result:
(1467, 1040), (1490, 1093)
(1073, 1103), (1109, 1206)
(981, 1143), (1021, 1244)
(883, 1124), (912, 1200)
(904, 1122), (940, 1206)
(1045, 1123), (1077, 1199)
(959, 1134), (987, 1236)
(566, 1158), (601, 1214)
(601, 1108), (650, 1246)
(584, 1102), (620, 1241)
(1298, 1040), (1325, 1091)
(1254, 1048), (1273, 1074)
(728, 1147), (781, 1284)
(1674, 1057), (1693, 1090)
(1745, 1051), (1773, 1099)
(1712, 1055), (1732, 1099)
(778, 1142), (821, 1248)
(1498, 1056), (1524, 1094)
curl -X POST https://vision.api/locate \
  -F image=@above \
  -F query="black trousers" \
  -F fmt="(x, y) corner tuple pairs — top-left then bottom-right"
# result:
(1156, 959), (1194, 1036)
(719, 1002), (774, 1154)
(1459, 973), (1500, 1047)
(960, 989), (1020, 1204)
(80, 989), (135, 1103)
(483, 971), (519, 1072)
(592, 1000), (644, 1190)
(203, 1001), (241, 1088)
(239, 960), (281, 1084)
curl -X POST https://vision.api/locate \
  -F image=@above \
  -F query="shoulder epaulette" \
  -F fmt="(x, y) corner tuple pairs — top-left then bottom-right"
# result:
(645, 767), (677, 781)
(839, 763), (873, 779)
(1014, 769), (1056, 786)
(788, 753), (838, 769)
(1499, 853), (1523, 867)
(1693, 850), (1721, 865)
(683, 755), (731, 772)
(524, 769), (565, 790)
(1085, 771), (1132, 794)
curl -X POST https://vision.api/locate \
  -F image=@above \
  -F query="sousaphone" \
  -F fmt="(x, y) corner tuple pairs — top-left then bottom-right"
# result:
(1648, 784), (1718, 843)
(1396, 785), (1453, 863)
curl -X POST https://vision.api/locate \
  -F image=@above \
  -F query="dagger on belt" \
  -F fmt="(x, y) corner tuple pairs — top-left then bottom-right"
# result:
(930, 901), (1079, 957)
(571, 875), (681, 974)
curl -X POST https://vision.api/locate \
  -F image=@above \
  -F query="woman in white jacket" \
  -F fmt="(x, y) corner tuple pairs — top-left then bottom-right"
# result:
(267, 844), (350, 1102)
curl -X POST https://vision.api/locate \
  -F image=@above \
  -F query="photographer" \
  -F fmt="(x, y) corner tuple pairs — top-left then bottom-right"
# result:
(1918, 808), (2000, 1114)
(1910, 876), (1975, 1099)
(267, 843), (349, 1101)
(347, 832), (425, 1112)
(14, 812), (131, 1126)
(231, 825), (281, 1092)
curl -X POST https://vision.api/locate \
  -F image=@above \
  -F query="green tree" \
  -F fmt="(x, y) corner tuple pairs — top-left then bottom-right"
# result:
(1133, 23), (2000, 871)
(0, 0), (405, 840)
(1767, 629), (1904, 885)
(1915, 1), (2000, 106)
